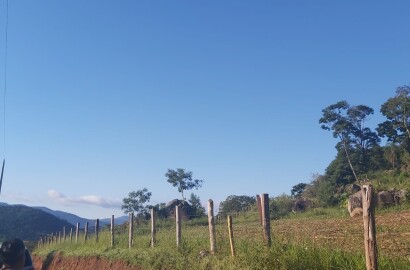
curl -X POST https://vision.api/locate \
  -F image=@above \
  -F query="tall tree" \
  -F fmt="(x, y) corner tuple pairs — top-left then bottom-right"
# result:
(347, 104), (380, 171)
(165, 168), (204, 201)
(319, 101), (379, 183)
(377, 85), (410, 153)
(121, 188), (152, 217)
(320, 101), (358, 182)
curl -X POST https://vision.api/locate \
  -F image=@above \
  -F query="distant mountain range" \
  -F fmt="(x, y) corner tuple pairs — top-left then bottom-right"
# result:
(0, 203), (129, 241)
(0, 204), (75, 241)
(33, 206), (129, 227)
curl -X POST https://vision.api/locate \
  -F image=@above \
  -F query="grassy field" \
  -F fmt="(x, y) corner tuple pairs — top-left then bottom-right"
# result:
(34, 208), (410, 270)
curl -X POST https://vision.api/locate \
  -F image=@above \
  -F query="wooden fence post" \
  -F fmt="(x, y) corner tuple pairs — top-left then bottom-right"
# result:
(95, 219), (99, 242)
(63, 226), (66, 241)
(70, 227), (73, 242)
(208, 199), (217, 254)
(84, 221), (89, 242)
(50, 233), (54, 245)
(58, 231), (61, 243)
(256, 194), (262, 225)
(261, 193), (271, 247)
(76, 223), (79, 243)
(151, 208), (156, 248)
(111, 215), (115, 247)
(362, 185), (378, 270)
(129, 212), (134, 249)
(176, 205), (181, 247)
(227, 215), (235, 257)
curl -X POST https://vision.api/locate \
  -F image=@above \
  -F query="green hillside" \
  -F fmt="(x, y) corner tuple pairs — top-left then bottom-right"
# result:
(0, 204), (75, 241)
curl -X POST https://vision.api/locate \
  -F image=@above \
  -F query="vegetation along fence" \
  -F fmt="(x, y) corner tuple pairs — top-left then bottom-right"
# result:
(38, 186), (404, 270)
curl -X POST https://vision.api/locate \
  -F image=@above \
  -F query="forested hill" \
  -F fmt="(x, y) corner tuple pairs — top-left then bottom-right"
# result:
(0, 204), (75, 241)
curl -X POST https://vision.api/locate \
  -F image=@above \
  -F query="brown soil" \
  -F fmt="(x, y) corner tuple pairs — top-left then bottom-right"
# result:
(272, 209), (410, 259)
(33, 253), (142, 270)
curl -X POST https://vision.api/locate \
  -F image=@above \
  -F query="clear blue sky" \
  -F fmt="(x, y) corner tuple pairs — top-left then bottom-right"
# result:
(0, 1), (408, 218)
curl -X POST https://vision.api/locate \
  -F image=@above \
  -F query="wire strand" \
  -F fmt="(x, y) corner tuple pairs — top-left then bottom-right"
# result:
(3, 0), (8, 159)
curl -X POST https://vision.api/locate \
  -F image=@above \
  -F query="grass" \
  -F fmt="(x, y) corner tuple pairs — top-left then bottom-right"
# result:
(34, 208), (410, 270)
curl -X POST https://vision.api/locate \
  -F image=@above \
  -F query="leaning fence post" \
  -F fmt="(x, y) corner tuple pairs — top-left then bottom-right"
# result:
(362, 185), (378, 270)
(208, 199), (217, 254)
(76, 223), (79, 243)
(129, 212), (134, 249)
(151, 208), (156, 248)
(227, 215), (235, 257)
(95, 219), (99, 242)
(84, 222), (89, 242)
(261, 193), (271, 247)
(176, 205), (181, 247)
(111, 215), (115, 247)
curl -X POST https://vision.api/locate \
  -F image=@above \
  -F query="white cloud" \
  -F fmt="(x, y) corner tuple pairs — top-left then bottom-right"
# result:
(47, 190), (121, 209)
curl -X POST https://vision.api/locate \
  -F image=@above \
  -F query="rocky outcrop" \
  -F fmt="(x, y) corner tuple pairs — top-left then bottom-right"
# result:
(348, 187), (408, 217)
(347, 190), (363, 217)
(377, 188), (407, 207)
(166, 199), (195, 220)
(292, 198), (312, 213)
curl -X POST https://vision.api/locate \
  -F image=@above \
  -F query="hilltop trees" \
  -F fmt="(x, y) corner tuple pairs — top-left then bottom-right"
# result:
(117, 84), (410, 215)
(377, 85), (410, 153)
(165, 168), (204, 201)
(121, 188), (152, 218)
(319, 101), (380, 184)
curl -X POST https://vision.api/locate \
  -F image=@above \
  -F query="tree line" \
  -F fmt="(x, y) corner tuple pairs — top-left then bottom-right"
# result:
(121, 168), (205, 219)
(121, 84), (410, 220)
(299, 84), (410, 206)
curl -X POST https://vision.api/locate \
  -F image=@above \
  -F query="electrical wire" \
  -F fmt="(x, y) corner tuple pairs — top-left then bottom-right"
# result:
(0, 0), (8, 194)
(3, 0), (8, 159)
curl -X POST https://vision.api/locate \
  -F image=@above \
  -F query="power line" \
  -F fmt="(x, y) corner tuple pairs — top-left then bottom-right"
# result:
(0, 0), (8, 195)
(3, 0), (8, 159)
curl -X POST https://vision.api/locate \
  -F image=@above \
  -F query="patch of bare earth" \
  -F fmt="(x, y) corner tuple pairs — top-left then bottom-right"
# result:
(33, 253), (142, 270)
(273, 210), (410, 260)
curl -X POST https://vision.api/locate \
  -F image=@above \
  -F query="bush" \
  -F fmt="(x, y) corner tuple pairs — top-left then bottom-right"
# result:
(270, 194), (294, 219)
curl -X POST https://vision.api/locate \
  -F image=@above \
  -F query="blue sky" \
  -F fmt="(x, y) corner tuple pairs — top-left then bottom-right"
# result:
(0, 1), (408, 218)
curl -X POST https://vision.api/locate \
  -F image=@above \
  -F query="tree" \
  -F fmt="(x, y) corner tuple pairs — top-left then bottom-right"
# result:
(383, 143), (402, 169)
(303, 173), (338, 206)
(165, 168), (204, 201)
(377, 85), (410, 153)
(121, 188), (152, 217)
(188, 193), (205, 217)
(319, 101), (379, 183)
(291, 183), (307, 198)
(218, 195), (255, 217)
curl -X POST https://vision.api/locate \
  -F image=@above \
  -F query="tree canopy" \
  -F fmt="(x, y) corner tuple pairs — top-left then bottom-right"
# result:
(377, 85), (410, 153)
(218, 195), (255, 216)
(121, 188), (152, 217)
(188, 193), (206, 217)
(291, 183), (307, 198)
(319, 100), (379, 183)
(165, 168), (204, 201)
